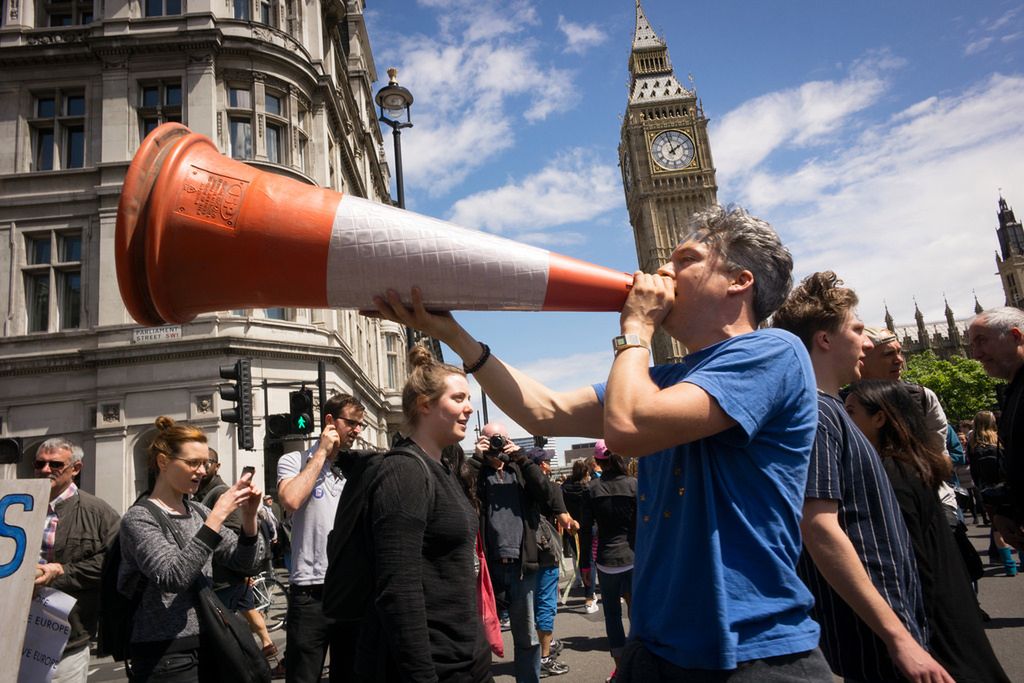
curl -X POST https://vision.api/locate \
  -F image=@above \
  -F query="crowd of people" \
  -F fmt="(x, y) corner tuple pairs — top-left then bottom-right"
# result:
(27, 204), (1024, 683)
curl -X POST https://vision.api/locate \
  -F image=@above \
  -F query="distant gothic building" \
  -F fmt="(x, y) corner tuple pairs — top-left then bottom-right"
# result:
(620, 0), (718, 364)
(0, 0), (409, 510)
(995, 195), (1024, 309)
(883, 297), (981, 361)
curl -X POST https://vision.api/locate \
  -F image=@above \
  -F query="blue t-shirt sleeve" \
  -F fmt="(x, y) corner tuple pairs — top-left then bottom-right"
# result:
(683, 335), (801, 444)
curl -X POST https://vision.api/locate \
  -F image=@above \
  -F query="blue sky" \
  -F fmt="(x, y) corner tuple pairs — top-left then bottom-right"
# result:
(364, 0), (1024, 454)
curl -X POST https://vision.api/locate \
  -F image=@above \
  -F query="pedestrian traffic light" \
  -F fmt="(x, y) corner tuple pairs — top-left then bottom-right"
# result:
(266, 413), (291, 439)
(220, 359), (254, 450)
(289, 389), (315, 435)
(0, 437), (22, 464)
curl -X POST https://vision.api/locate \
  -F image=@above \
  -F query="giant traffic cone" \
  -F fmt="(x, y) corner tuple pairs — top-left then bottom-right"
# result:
(116, 123), (633, 326)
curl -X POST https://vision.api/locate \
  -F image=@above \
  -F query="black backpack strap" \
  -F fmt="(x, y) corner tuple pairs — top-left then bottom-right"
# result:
(386, 446), (436, 510)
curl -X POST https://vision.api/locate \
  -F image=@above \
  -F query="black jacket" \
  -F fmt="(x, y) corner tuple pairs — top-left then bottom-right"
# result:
(52, 489), (120, 652)
(476, 457), (566, 573)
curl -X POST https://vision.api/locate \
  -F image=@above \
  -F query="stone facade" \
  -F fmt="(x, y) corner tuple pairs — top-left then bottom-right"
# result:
(995, 195), (1024, 309)
(620, 1), (719, 364)
(0, 0), (409, 510)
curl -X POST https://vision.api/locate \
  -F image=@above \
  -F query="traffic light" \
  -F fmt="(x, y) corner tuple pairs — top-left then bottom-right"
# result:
(220, 359), (254, 450)
(0, 437), (22, 465)
(289, 389), (315, 435)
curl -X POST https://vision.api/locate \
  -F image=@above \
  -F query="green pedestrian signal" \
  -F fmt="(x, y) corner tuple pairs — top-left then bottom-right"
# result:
(289, 389), (315, 435)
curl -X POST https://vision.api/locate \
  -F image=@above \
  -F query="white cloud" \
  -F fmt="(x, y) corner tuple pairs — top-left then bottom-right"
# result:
(720, 72), (1024, 327)
(557, 15), (608, 54)
(375, 1), (573, 197)
(446, 149), (623, 241)
(711, 52), (899, 175)
(964, 5), (1024, 55)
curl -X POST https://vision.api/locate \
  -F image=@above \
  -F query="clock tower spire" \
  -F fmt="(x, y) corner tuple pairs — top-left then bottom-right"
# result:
(620, 0), (719, 363)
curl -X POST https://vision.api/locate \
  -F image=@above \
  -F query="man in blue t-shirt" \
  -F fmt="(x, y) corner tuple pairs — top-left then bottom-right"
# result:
(773, 271), (953, 683)
(373, 205), (833, 681)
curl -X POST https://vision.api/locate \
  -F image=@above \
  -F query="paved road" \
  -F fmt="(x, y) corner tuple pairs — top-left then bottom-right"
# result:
(86, 521), (1024, 681)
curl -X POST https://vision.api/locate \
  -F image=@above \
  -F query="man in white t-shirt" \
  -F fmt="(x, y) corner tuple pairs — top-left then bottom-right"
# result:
(277, 393), (366, 683)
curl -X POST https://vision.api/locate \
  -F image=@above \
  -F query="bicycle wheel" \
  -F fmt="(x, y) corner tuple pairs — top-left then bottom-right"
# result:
(260, 578), (289, 632)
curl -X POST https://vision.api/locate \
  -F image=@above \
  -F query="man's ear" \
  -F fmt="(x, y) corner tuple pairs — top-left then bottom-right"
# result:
(812, 329), (831, 353)
(727, 269), (754, 294)
(1012, 327), (1024, 344)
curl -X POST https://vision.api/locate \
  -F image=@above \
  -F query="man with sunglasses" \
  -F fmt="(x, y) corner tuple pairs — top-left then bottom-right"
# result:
(33, 437), (119, 683)
(277, 393), (366, 683)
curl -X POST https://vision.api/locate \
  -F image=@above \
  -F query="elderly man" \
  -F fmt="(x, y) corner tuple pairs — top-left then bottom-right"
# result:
(34, 437), (120, 683)
(375, 206), (834, 681)
(969, 306), (1024, 550)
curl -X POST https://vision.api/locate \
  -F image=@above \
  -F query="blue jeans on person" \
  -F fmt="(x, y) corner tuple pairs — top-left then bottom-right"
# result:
(597, 567), (632, 658)
(491, 560), (540, 683)
(534, 565), (559, 633)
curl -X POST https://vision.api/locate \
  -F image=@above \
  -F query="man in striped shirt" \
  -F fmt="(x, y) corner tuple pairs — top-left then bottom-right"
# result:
(774, 272), (953, 683)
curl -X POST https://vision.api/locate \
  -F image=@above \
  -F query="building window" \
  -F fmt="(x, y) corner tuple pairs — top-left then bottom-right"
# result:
(23, 231), (82, 333)
(259, 0), (277, 28)
(233, 0), (250, 19)
(385, 333), (401, 389)
(138, 80), (182, 140)
(41, 0), (94, 25)
(30, 90), (86, 172)
(145, 0), (181, 16)
(285, 0), (300, 37)
(265, 308), (289, 320)
(227, 86), (253, 159)
(264, 91), (286, 165)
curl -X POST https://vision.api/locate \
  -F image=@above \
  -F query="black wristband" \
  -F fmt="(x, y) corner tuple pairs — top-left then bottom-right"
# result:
(463, 342), (491, 374)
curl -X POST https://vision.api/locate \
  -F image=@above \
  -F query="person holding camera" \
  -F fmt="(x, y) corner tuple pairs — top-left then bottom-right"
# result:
(474, 423), (570, 683)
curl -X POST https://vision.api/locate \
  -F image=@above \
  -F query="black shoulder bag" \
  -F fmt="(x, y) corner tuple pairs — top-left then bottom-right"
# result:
(139, 499), (271, 683)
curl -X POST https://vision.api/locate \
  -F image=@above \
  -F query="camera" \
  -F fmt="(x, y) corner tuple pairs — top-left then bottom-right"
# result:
(485, 434), (510, 463)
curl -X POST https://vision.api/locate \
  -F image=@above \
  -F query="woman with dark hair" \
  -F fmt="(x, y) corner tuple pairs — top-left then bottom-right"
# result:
(357, 344), (492, 682)
(118, 416), (266, 682)
(970, 410), (1018, 574)
(845, 381), (1009, 683)
(586, 440), (637, 682)
(560, 458), (596, 612)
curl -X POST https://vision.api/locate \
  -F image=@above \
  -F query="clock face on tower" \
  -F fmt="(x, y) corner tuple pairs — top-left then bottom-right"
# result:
(650, 130), (695, 171)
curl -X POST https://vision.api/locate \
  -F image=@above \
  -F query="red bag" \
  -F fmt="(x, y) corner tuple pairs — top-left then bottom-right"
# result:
(476, 533), (505, 657)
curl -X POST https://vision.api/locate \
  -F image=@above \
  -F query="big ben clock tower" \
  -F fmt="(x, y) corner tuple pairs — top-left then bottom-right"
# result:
(620, 0), (719, 363)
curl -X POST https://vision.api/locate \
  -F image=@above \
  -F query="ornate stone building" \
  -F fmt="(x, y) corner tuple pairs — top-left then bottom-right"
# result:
(883, 297), (980, 361)
(619, 0), (718, 364)
(995, 195), (1024, 309)
(0, 0), (409, 510)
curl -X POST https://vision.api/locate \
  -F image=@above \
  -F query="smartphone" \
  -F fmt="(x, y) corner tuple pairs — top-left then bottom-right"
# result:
(241, 465), (255, 481)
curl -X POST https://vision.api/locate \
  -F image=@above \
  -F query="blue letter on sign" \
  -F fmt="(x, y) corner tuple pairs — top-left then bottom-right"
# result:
(0, 494), (34, 579)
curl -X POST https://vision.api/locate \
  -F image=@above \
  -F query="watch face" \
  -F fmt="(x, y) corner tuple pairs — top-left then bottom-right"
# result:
(650, 130), (695, 171)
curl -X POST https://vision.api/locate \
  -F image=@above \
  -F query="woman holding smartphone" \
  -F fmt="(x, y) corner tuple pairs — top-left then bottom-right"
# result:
(118, 416), (266, 682)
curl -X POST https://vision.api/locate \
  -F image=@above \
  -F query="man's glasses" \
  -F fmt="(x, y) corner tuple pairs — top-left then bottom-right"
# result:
(172, 457), (210, 470)
(34, 458), (72, 472)
(338, 417), (367, 430)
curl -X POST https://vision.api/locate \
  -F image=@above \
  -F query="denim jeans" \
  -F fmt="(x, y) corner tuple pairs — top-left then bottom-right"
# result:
(534, 565), (559, 632)
(597, 567), (632, 657)
(491, 561), (540, 683)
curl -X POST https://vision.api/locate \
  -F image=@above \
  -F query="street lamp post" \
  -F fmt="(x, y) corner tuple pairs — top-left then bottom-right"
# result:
(375, 67), (414, 209)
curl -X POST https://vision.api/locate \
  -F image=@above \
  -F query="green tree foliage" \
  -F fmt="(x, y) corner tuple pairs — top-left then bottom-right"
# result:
(902, 351), (1002, 422)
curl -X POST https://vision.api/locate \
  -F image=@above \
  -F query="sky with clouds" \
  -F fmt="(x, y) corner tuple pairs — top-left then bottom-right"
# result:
(364, 0), (1024, 457)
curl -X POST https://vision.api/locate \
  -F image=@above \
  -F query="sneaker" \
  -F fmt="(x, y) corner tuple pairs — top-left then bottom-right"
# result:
(539, 657), (570, 677)
(583, 601), (599, 614)
(548, 639), (563, 657)
(499, 615), (511, 631)
(606, 668), (617, 683)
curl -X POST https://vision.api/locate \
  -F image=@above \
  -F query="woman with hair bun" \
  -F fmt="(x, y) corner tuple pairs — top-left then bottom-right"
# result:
(117, 416), (266, 682)
(357, 344), (492, 682)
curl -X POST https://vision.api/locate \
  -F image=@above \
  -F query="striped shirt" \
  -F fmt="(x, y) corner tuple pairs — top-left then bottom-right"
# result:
(40, 482), (78, 563)
(798, 392), (927, 681)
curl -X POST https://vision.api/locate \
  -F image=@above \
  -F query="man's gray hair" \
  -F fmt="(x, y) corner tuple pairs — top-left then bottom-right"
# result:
(968, 306), (1024, 335)
(38, 437), (84, 464)
(681, 205), (794, 323)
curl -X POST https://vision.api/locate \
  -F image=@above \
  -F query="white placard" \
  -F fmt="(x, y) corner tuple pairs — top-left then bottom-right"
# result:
(132, 325), (182, 344)
(0, 480), (50, 683)
(18, 587), (77, 683)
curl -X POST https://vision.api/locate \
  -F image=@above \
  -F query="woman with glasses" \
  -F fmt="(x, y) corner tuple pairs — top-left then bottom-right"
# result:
(356, 344), (492, 682)
(117, 416), (266, 682)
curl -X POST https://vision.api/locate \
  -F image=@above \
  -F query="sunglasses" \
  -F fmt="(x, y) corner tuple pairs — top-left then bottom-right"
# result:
(34, 458), (73, 472)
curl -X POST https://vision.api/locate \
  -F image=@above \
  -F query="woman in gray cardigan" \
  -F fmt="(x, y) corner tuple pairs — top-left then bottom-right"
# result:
(118, 416), (265, 682)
